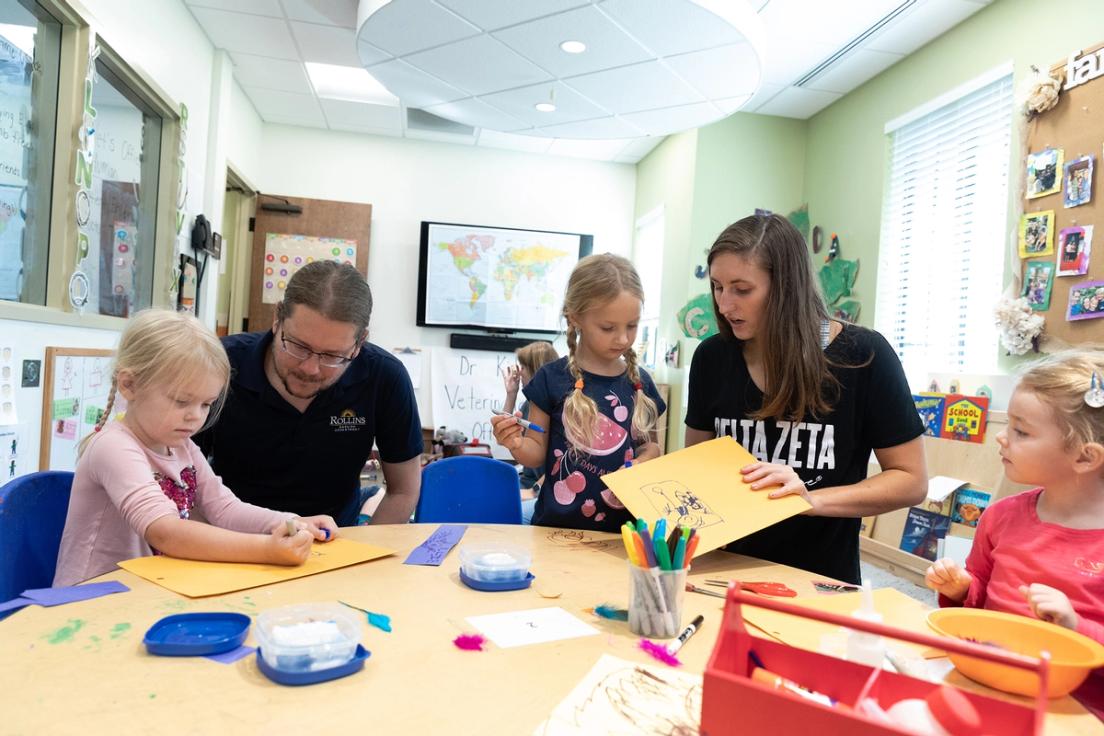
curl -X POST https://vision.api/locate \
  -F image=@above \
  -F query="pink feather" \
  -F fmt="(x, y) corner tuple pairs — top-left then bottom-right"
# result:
(453, 634), (486, 651)
(639, 639), (682, 667)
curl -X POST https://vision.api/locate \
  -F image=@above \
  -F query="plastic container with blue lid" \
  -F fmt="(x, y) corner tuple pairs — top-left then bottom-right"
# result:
(257, 644), (370, 686)
(143, 612), (251, 656)
(254, 603), (360, 673)
(458, 543), (532, 590)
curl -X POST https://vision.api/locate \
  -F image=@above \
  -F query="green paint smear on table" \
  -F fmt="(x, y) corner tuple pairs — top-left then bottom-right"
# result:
(44, 619), (85, 644)
(110, 623), (131, 639)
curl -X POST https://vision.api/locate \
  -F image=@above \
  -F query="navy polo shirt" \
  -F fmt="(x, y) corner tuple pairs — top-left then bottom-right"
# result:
(194, 331), (423, 519)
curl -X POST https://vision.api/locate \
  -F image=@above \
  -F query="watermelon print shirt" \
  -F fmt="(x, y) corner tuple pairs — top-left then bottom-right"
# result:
(523, 357), (666, 532)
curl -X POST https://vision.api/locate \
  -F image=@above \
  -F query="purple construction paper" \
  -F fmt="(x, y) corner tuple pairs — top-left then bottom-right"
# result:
(205, 645), (255, 664)
(0, 597), (33, 614)
(404, 524), (467, 566)
(21, 580), (130, 607)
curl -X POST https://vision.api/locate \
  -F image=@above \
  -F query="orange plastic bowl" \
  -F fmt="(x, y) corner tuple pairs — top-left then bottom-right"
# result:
(927, 608), (1104, 698)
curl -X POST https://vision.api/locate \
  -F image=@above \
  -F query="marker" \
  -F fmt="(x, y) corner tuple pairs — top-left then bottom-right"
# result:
(285, 519), (297, 536)
(668, 614), (704, 654)
(492, 410), (545, 433)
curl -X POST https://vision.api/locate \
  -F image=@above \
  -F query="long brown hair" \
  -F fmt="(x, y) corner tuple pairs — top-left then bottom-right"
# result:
(516, 341), (557, 378)
(562, 254), (660, 449)
(708, 214), (836, 421)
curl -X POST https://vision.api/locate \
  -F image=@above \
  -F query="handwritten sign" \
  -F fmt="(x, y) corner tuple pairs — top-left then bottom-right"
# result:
(431, 347), (517, 459)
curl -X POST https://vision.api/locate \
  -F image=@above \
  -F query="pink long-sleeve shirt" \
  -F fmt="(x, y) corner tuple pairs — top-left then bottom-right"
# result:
(54, 421), (288, 586)
(940, 488), (1104, 711)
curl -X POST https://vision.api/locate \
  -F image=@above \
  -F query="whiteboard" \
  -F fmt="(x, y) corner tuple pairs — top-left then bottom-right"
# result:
(39, 348), (116, 471)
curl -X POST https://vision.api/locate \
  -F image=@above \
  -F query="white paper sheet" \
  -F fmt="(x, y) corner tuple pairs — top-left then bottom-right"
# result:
(466, 607), (598, 648)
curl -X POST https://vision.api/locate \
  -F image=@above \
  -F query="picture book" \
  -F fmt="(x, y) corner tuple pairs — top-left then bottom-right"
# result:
(900, 507), (952, 561)
(951, 486), (991, 527)
(913, 394), (946, 437)
(940, 394), (989, 443)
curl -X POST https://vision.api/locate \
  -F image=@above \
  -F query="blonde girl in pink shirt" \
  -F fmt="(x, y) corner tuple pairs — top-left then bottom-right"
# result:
(55, 310), (337, 586)
(926, 349), (1104, 710)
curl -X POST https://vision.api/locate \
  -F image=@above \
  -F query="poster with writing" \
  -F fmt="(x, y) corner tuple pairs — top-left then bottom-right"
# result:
(430, 347), (516, 459)
(41, 350), (119, 471)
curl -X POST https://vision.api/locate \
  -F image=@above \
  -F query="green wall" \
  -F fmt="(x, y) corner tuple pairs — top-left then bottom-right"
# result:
(638, 0), (1104, 432)
(634, 113), (807, 449)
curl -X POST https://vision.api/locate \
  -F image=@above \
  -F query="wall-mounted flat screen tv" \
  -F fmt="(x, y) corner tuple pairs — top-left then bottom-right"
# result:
(416, 221), (593, 334)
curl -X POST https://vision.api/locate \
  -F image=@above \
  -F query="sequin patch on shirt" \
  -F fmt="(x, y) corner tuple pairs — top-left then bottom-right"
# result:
(153, 466), (198, 519)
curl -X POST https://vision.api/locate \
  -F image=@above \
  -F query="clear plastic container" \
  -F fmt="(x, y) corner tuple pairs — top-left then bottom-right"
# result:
(458, 543), (531, 583)
(255, 603), (361, 672)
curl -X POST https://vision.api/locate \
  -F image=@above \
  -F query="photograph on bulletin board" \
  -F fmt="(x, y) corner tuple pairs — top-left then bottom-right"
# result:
(1057, 225), (1092, 276)
(1063, 154), (1094, 208)
(1025, 147), (1063, 199)
(1022, 261), (1055, 310)
(1018, 210), (1055, 258)
(1067, 280), (1104, 321)
(262, 233), (358, 304)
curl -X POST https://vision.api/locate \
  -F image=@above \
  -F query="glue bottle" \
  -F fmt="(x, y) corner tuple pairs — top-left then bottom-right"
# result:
(845, 579), (885, 668)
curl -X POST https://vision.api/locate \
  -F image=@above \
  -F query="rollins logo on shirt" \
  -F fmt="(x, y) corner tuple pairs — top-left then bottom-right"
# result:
(330, 409), (367, 432)
(714, 417), (836, 471)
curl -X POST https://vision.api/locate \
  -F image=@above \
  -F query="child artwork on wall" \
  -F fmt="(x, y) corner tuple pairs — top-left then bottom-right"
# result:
(1022, 261), (1055, 311)
(1068, 280), (1104, 321)
(1026, 147), (1063, 199)
(1018, 210), (1055, 258)
(1063, 155), (1094, 208)
(1057, 225), (1093, 276)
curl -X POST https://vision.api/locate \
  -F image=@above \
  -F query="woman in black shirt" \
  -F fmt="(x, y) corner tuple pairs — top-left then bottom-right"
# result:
(684, 214), (927, 583)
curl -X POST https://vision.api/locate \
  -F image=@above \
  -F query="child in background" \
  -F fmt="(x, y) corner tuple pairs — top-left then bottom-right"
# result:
(54, 310), (337, 586)
(492, 254), (666, 532)
(502, 341), (559, 524)
(926, 349), (1104, 712)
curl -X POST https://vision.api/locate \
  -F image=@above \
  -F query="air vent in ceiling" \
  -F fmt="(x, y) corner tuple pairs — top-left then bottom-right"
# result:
(794, 0), (917, 88)
(407, 108), (475, 136)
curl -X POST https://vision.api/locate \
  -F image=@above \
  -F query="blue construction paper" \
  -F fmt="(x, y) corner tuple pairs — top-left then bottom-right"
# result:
(403, 524), (467, 566)
(0, 597), (33, 614)
(205, 645), (256, 664)
(21, 580), (130, 607)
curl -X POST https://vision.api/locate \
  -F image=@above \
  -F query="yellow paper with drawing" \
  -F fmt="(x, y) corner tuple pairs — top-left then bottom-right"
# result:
(118, 538), (394, 597)
(601, 436), (810, 555)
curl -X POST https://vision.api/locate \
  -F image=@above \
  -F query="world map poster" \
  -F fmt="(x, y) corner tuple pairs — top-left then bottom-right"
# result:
(423, 223), (580, 332)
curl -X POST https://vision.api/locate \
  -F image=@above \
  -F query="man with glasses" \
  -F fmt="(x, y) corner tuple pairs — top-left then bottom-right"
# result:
(195, 261), (423, 526)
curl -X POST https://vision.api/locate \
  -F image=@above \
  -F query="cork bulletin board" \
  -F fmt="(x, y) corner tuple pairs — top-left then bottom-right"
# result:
(1022, 41), (1104, 346)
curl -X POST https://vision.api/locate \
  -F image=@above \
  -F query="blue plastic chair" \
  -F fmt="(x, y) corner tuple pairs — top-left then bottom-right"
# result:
(414, 456), (522, 524)
(0, 471), (74, 603)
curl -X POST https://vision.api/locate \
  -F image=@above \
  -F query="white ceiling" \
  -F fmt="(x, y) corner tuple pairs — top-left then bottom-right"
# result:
(184, 0), (992, 163)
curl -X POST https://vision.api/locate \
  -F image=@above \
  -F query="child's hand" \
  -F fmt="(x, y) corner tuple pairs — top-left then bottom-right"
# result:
(298, 515), (338, 542)
(925, 557), (972, 601)
(1019, 583), (1079, 629)
(502, 365), (521, 395)
(267, 523), (313, 565)
(491, 411), (524, 450)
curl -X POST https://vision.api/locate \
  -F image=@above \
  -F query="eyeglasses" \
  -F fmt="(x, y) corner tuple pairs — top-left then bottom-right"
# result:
(279, 332), (357, 368)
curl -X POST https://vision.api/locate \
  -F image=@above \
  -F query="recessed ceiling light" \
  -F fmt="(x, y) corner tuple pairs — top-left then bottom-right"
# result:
(535, 102), (556, 113)
(305, 62), (399, 106)
(559, 40), (586, 54)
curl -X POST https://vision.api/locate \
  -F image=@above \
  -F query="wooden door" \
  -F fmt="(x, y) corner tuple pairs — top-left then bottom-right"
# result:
(247, 194), (372, 332)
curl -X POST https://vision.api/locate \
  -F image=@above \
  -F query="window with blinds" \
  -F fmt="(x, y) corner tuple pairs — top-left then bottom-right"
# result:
(875, 66), (1014, 380)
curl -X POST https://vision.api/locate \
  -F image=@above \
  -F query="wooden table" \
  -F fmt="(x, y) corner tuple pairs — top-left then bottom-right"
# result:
(0, 525), (1100, 734)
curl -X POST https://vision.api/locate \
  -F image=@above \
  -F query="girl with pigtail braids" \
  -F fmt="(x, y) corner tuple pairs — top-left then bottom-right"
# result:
(55, 309), (339, 586)
(492, 254), (666, 532)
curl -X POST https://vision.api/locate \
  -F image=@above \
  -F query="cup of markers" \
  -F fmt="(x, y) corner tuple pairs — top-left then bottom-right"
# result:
(621, 519), (699, 638)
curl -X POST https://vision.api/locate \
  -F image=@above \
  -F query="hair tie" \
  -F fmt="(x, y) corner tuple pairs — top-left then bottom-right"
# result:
(633, 381), (643, 391)
(94, 425), (102, 432)
(1085, 372), (1104, 408)
(574, 379), (584, 391)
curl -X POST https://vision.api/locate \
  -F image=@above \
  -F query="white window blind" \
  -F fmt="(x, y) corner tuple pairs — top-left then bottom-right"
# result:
(875, 70), (1013, 380)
